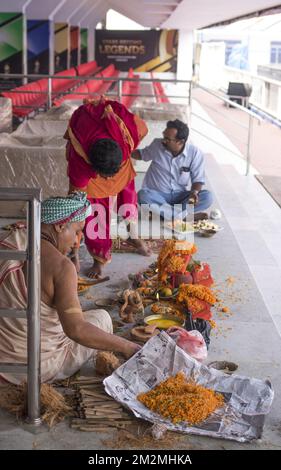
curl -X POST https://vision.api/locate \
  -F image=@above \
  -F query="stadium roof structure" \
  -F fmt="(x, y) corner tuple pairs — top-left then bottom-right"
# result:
(1, 0), (281, 29)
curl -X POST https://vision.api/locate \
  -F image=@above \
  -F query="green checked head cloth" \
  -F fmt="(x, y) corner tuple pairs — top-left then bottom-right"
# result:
(41, 191), (91, 225)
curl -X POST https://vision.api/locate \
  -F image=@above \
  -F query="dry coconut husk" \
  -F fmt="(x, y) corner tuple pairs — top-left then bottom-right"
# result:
(0, 382), (72, 427)
(95, 351), (121, 376)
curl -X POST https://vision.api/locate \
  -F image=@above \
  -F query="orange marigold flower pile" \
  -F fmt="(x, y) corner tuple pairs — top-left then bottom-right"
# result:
(138, 372), (224, 425)
(177, 284), (217, 305)
(157, 240), (174, 281)
(166, 255), (185, 273)
(184, 297), (207, 315)
(157, 241), (197, 282)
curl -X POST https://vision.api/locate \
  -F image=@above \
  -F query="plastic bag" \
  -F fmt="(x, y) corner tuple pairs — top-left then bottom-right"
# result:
(184, 311), (211, 350)
(167, 326), (207, 362)
(193, 318), (211, 350)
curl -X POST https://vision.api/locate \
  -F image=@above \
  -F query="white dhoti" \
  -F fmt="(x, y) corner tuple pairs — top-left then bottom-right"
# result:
(0, 229), (113, 384)
(51, 309), (113, 381)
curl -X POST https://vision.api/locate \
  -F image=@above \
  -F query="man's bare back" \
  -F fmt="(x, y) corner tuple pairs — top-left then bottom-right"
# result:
(40, 239), (74, 309)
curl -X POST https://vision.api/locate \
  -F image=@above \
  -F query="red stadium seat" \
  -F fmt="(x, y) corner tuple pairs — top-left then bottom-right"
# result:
(76, 61), (99, 76)
(121, 68), (140, 108)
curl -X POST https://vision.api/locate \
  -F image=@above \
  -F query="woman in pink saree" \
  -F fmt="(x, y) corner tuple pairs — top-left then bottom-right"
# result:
(65, 96), (150, 278)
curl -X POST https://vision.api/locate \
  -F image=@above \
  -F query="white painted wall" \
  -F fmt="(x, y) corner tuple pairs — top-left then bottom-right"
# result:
(199, 42), (226, 89)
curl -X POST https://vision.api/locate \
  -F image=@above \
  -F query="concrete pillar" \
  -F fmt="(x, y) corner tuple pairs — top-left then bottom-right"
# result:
(177, 29), (194, 81)
(23, 0), (33, 83)
(67, 24), (70, 69)
(77, 26), (81, 66)
(175, 29), (194, 106)
(49, 21), (55, 75)
(22, 13), (28, 83)
(88, 28), (95, 61)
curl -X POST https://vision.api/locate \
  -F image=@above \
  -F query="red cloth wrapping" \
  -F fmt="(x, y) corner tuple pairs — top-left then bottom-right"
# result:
(188, 298), (212, 320)
(191, 262), (214, 287)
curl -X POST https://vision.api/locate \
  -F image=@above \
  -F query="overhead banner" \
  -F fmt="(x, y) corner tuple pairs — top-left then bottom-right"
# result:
(0, 12), (23, 74)
(27, 20), (50, 75)
(80, 28), (88, 63)
(95, 29), (178, 72)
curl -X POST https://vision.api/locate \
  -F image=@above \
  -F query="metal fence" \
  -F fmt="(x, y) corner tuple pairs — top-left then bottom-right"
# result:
(0, 72), (264, 174)
(0, 72), (192, 108)
(0, 188), (42, 425)
(190, 84), (263, 175)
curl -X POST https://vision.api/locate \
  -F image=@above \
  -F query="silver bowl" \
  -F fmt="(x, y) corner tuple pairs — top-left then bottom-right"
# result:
(198, 226), (223, 238)
(208, 361), (238, 374)
(198, 229), (217, 238)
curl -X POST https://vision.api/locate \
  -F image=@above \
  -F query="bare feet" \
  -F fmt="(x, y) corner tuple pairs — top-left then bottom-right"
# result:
(86, 259), (103, 279)
(127, 237), (152, 256)
(184, 212), (209, 222)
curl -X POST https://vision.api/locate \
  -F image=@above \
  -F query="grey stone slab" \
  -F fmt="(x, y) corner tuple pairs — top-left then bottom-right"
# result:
(272, 315), (281, 334)
(208, 320), (281, 363)
(261, 287), (281, 312)
(227, 216), (260, 231)
(233, 230), (278, 266)
(218, 205), (249, 218)
(249, 265), (281, 290)
(192, 232), (272, 324)
(195, 220), (270, 295)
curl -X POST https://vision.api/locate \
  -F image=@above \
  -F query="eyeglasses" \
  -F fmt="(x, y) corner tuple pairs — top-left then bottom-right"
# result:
(162, 132), (179, 143)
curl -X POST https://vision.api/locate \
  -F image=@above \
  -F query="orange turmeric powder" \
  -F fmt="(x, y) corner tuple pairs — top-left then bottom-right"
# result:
(138, 372), (224, 425)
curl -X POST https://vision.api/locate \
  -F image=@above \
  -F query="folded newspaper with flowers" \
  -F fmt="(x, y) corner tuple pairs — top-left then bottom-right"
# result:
(104, 331), (274, 442)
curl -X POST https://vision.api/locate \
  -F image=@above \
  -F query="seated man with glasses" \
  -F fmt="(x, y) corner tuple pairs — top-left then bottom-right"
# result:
(132, 119), (213, 222)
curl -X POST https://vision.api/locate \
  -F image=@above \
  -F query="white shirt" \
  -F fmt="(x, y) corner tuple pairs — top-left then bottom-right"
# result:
(140, 138), (205, 192)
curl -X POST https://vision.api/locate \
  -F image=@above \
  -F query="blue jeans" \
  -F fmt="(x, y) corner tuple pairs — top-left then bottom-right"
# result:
(138, 188), (213, 221)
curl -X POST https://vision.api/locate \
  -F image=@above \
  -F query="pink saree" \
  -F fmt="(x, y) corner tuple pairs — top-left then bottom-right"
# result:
(66, 97), (147, 264)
